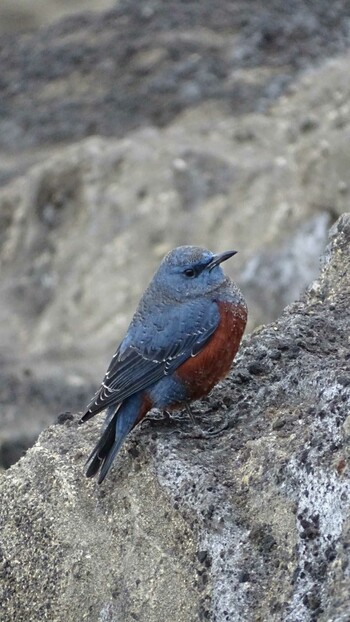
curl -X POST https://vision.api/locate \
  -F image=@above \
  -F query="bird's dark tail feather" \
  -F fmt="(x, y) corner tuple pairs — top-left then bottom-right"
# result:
(85, 415), (117, 481)
(84, 400), (139, 484)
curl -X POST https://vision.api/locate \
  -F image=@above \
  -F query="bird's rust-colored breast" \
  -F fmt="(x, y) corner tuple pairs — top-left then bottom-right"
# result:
(175, 300), (247, 400)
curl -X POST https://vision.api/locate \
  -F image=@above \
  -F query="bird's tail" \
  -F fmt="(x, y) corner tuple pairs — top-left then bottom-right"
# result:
(84, 395), (144, 484)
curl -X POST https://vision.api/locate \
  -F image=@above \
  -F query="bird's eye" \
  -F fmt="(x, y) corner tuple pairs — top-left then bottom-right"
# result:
(184, 268), (196, 278)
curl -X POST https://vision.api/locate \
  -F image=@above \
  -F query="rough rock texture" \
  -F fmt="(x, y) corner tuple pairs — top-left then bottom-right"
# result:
(2, 0), (350, 156)
(1, 4), (350, 466)
(1, 213), (349, 622)
(0, 0), (115, 35)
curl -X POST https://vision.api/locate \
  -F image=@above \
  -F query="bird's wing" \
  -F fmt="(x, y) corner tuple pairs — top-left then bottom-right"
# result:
(82, 300), (219, 420)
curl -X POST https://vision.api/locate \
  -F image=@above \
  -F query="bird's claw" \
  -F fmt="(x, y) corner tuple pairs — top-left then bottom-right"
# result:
(176, 409), (229, 439)
(142, 405), (229, 439)
(141, 409), (176, 429)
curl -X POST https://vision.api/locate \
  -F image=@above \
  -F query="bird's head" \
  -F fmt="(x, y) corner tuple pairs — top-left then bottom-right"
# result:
(152, 245), (237, 301)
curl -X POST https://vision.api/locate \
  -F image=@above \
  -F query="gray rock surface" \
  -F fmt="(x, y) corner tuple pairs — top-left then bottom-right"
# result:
(0, 0), (115, 35)
(1, 1), (350, 156)
(1, 213), (349, 622)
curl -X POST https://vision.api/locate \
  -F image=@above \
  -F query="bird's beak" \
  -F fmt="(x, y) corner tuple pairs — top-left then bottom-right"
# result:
(207, 250), (237, 271)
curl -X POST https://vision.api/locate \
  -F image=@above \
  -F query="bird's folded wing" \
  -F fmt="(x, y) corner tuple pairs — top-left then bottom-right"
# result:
(82, 300), (219, 420)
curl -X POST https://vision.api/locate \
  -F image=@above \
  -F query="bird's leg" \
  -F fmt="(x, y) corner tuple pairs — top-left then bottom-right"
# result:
(185, 403), (197, 426)
(178, 403), (229, 438)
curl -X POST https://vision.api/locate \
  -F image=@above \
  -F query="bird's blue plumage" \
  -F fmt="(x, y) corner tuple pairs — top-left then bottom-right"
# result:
(80, 245), (247, 483)
(85, 298), (220, 416)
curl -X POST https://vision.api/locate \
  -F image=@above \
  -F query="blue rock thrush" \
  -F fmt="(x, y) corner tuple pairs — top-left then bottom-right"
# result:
(80, 246), (247, 483)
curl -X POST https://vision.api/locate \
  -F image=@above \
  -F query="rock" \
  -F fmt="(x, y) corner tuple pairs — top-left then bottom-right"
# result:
(0, 0), (115, 35)
(1, 213), (349, 621)
(1, 1), (350, 154)
(0, 434), (37, 470)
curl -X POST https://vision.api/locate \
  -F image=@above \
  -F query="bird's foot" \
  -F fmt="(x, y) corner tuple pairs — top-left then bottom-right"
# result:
(176, 404), (229, 439)
(141, 409), (175, 430)
(142, 405), (229, 438)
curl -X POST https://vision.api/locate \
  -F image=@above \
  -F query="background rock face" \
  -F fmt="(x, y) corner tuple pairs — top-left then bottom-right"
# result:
(1, 0), (350, 465)
(1, 214), (349, 622)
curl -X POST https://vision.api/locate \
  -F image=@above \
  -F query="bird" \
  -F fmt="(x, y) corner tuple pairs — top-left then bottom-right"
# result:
(80, 245), (247, 483)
